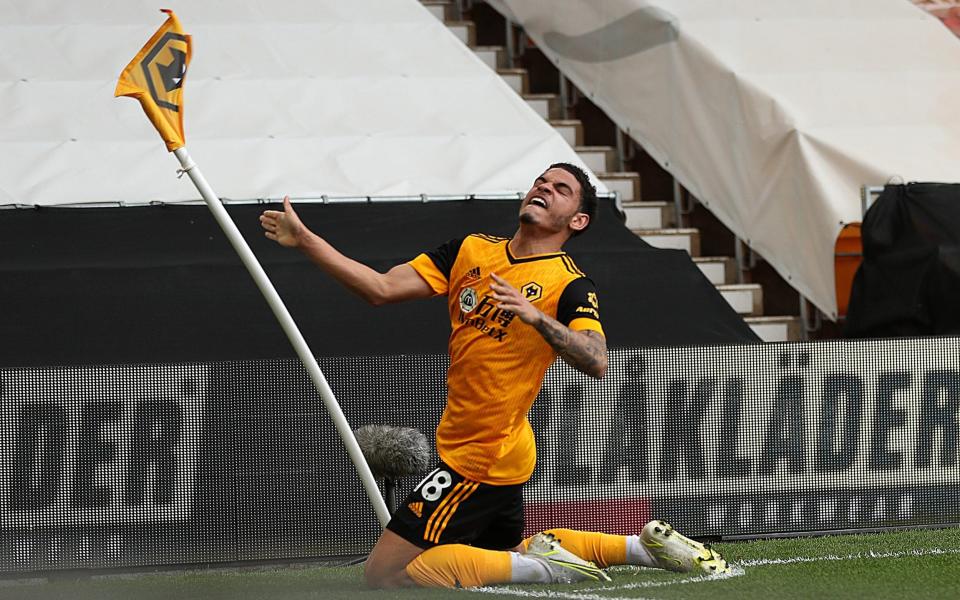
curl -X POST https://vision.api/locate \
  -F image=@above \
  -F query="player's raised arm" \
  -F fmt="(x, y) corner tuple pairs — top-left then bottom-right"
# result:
(260, 197), (433, 306)
(489, 273), (607, 379)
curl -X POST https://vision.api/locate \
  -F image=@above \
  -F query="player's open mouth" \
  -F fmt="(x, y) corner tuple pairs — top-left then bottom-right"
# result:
(529, 197), (548, 208)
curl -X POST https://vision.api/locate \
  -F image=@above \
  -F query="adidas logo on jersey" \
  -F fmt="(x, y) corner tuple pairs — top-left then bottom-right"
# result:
(465, 266), (481, 281)
(408, 501), (424, 518)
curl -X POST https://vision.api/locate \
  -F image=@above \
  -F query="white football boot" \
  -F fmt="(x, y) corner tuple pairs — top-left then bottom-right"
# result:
(640, 520), (730, 575)
(524, 532), (612, 584)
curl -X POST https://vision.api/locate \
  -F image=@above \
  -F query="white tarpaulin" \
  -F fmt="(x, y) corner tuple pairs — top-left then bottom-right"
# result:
(0, 1), (595, 207)
(492, 0), (960, 318)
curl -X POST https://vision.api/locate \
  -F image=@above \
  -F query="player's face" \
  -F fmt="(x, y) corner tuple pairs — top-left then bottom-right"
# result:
(519, 168), (586, 234)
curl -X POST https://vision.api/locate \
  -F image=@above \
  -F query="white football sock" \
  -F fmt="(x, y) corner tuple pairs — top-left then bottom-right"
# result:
(509, 551), (552, 583)
(625, 534), (658, 567)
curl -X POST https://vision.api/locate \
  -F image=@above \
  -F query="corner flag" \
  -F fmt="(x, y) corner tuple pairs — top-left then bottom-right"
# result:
(115, 9), (192, 151)
(114, 10), (391, 527)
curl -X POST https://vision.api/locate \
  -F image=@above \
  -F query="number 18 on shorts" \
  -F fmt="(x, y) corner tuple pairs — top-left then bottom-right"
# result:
(385, 462), (525, 550)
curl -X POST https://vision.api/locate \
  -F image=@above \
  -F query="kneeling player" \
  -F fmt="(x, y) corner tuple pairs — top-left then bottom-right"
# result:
(261, 163), (729, 587)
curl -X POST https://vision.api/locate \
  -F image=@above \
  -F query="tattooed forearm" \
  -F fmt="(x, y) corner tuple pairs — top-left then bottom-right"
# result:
(533, 313), (608, 378)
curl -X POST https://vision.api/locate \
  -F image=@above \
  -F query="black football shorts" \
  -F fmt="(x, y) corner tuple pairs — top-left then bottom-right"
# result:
(386, 461), (525, 551)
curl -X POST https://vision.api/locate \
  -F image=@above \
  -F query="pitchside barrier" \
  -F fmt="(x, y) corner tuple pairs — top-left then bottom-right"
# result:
(2, 338), (958, 572)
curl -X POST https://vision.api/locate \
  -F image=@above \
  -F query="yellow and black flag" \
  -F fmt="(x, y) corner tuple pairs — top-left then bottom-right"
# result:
(115, 9), (192, 151)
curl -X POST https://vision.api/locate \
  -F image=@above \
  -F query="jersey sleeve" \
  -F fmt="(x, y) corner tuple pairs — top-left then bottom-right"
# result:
(407, 237), (464, 296)
(556, 277), (605, 336)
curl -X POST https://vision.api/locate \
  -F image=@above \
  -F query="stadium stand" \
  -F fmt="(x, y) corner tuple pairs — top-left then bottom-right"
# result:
(442, 3), (798, 340)
(475, 0), (960, 341)
(1, 0), (763, 344)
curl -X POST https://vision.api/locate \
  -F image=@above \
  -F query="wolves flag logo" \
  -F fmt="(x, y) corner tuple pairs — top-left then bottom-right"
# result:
(154, 45), (188, 97)
(115, 9), (192, 151)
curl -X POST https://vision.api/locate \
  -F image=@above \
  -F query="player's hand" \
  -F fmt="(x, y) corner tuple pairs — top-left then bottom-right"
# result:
(260, 196), (304, 248)
(490, 273), (541, 325)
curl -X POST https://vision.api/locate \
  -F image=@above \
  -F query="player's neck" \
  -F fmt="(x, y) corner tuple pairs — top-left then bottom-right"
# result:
(509, 228), (567, 258)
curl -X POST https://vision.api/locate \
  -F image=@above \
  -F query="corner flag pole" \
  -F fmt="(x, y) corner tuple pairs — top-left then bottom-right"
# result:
(174, 148), (391, 528)
(115, 10), (390, 528)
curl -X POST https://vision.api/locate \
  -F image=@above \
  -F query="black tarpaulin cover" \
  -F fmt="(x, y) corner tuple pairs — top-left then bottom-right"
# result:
(0, 198), (757, 367)
(846, 183), (960, 338)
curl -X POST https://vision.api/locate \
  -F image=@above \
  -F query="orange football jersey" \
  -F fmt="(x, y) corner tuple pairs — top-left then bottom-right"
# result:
(408, 234), (604, 485)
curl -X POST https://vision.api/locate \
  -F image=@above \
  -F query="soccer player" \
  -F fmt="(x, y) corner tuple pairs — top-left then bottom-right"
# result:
(260, 163), (729, 588)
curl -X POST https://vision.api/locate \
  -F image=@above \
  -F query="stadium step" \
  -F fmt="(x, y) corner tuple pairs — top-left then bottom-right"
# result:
(599, 173), (642, 203)
(717, 283), (763, 316)
(523, 93), (561, 119)
(474, 45), (507, 69)
(549, 119), (584, 147)
(631, 228), (701, 256)
(596, 171), (640, 203)
(693, 256), (736, 285)
(745, 315), (802, 342)
(575, 146), (616, 173)
(498, 68), (529, 94)
(443, 17), (645, 209)
(422, 0), (454, 21)
(446, 20), (476, 46)
(622, 199), (672, 229)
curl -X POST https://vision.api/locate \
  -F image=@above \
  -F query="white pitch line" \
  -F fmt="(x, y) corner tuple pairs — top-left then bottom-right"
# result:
(466, 547), (959, 600)
(469, 568), (744, 600)
(738, 547), (960, 567)
(468, 585), (656, 600)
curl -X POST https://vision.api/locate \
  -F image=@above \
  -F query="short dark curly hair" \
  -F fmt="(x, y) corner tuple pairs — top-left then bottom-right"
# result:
(548, 162), (597, 237)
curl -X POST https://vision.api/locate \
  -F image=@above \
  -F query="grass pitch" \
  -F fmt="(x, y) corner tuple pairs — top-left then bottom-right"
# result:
(4, 527), (958, 600)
